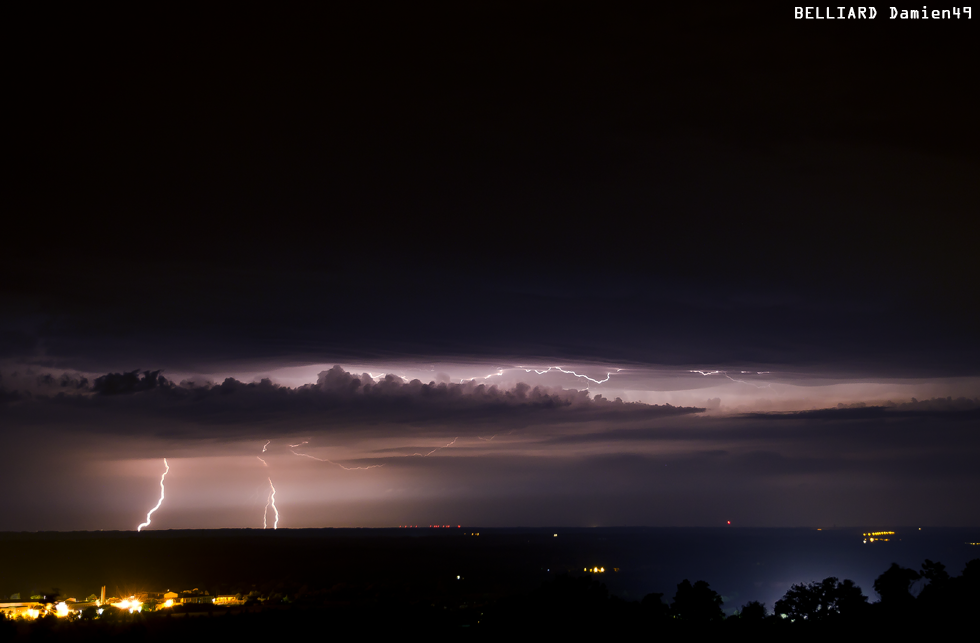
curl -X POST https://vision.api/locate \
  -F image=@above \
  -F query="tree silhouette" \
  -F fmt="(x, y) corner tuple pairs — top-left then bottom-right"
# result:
(774, 577), (867, 621)
(671, 579), (724, 623)
(917, 559), (950, 606)
(873, 563), (920, 605)
(738, 600), (767, 621)
(945, 558), (980, 615)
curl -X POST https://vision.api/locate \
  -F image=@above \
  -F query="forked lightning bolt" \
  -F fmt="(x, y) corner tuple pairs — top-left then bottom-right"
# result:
(263, 477), (279, 529)
(137, 458), (169, 532)
(258, 441), (279, 528)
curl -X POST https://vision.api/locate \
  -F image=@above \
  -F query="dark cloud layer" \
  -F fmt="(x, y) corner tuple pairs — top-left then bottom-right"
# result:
(741, 397), (980, 421)
(0, 366), (704, 440)
(93, 370), (167, 395)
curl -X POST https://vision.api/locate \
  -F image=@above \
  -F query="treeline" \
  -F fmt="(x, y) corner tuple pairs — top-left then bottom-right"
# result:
(481, 558), (979, 634)
(1, 558), (977, 640)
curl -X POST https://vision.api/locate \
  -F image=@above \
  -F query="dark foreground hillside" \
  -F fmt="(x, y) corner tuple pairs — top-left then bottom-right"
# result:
(1, 528), (978, 640)
(2, 558), (978, 641)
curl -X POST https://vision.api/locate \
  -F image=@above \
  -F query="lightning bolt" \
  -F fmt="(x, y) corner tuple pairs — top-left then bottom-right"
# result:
(724, 374), (771, 388)
(290, 449), (385, 470)
(477, 435), (496, 441)
(523, 366), (621, 385)
(689, 370), (773, 389)
(263, 477), (279, 529)
(407, 436), (458, 457)
(291, 435), (459, 467)
(459, 369), (504, 383)
(137, 458), (169, 532)
(460, 366), (621, 386)
(258, 439), (271, 466)
(257, 441), (276, 528)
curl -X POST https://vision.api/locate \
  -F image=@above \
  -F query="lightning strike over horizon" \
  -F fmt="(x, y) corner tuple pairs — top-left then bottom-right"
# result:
(136, 458), (169, 532)
(263, 477), (279, 529)
(269, 478), (279, 529)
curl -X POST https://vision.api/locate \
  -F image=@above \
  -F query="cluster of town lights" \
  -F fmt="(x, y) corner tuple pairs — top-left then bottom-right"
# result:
(862, 530), (896, 543)
(5, 596), (144, 620)
(112, 598), (143, 614)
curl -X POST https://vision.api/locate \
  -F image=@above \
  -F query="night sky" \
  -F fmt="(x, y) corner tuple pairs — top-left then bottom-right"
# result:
(4, 4), (978, 531)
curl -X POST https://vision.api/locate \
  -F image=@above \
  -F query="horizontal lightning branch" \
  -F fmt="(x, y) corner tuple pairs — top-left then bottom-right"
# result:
(690, 370), (773, 389)
(406, 436), (459, 457)
(290, 450), (385, 470)
(523, 366), (619, 384)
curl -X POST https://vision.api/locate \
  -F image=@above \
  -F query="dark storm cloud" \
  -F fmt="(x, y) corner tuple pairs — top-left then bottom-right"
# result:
(5, 5), (978, 379)
(92, 370), (166, 395)
(5, 268), (977, 378)
(37, 372), (90, 390)
(0, 366), (703, 440)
